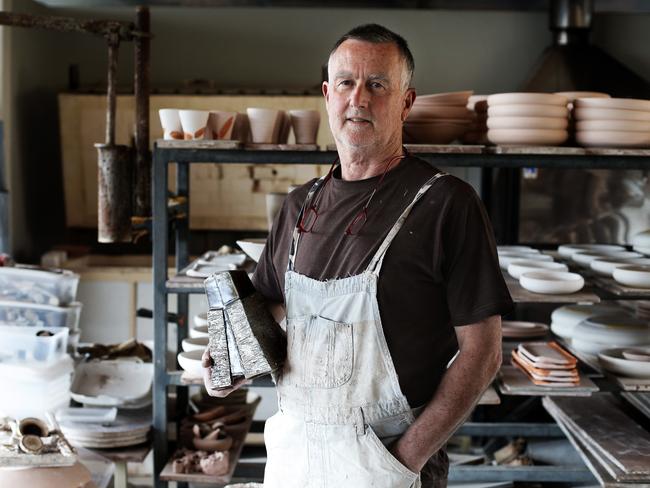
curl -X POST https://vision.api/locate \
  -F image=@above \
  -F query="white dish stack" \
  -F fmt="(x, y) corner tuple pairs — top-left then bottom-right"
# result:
(0, 265), (81, 419)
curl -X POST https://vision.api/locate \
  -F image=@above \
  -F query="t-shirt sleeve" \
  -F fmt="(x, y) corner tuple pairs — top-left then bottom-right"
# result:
(251, 209), (286, 304)
(440, 183), (513, 327)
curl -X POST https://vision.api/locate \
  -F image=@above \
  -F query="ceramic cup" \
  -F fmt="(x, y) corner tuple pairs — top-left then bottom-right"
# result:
(278, 111), (291, 144)
(179, 110), (210, 140)
(289, 110), (320, 144)
(266, 192), (287, 230)
(208, 111), (237, 140)
(159, 109), (183, 140)
(247, 108), (281, 144)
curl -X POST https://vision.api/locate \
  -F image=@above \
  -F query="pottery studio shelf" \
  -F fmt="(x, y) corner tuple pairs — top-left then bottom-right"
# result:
(152, 141), (650, 488)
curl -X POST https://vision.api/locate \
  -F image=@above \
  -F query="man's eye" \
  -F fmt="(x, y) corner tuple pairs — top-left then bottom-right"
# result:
(370, 82), (384, 89)
(339, 80), (353, 87)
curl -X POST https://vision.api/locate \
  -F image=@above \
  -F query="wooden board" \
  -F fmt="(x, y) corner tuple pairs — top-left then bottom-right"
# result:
(546, 394), (650, 480)
(159, 396), (260, 484)
(592, 276), (650, 298)
(157, 139), (243, 150)
(498, 365), (598, 397)
(505, 277), (600, 304)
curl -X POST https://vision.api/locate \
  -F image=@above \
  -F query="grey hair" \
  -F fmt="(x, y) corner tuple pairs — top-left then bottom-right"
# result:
(328, 23), (415, 89)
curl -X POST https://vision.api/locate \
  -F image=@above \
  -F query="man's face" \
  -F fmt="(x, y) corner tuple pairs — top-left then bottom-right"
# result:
(323, 39), (414, 150)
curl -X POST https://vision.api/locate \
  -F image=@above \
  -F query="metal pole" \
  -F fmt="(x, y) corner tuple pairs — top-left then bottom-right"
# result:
(106, 34), (119, 146)
(134, 6), (151, 217)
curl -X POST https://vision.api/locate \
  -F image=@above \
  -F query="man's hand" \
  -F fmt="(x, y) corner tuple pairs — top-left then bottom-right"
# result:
(201, 348), (251, 398)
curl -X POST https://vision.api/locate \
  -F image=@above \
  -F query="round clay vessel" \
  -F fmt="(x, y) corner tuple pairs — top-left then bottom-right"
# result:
(573, 107), (650, 122)
(488, 104), (569, 118)
(576, 130), (650, 148)
(487, 116), (568, 130)
(574, 97), (650, 112)
(576, 119), (650, 132)
(488, 93), (568, 107)
(487, 128), (568, 146)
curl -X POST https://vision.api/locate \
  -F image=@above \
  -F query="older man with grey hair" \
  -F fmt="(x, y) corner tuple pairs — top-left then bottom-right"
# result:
(204, 23), (512, 488)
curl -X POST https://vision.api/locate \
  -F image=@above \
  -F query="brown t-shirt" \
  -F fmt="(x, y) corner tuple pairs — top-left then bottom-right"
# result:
(252, 155), (513, 407)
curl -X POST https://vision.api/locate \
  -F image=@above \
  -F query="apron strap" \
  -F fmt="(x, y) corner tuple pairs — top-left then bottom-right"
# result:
(367, 171), (449, 276)
(287, 174), (328, 272)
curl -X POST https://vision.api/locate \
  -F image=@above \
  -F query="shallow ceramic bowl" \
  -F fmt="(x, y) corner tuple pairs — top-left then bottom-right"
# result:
(488, 104), (569, 119)
(555, 91), (610, 102)
(573, 107), (650, 122)
(557, 244), (625, 257)
(550, 303), (626, 329)
(574, 97), (650, 112)
(507, 260), (568, 280)
(572, 250), (642, 267)
(177, 350), (205, 376)
(622, 348), (650, 362)
(236, 238), (267, 263)
(497, 246), (539, 255)
(190, 324), (209, 339)
(576, 119), (650, 132)
(488, 93), (568, 107)
(498, 252), (553, 270)
(487, 128), (568, 146)
(632, 230), (650, 248)
(487, 116), (568, 130)
(572, 314), (650, 345)
(407, 105), (472, 120)
(572, 337), (611, 356)
(416, 90), (474, 105)
(182, 337), (209, 352)
(614, 265), (650, 288)
(576, 130), (650, 148)
(598, 347), (650, 378)
(590, 257), (650, 276)
(519, 270), (584, 295)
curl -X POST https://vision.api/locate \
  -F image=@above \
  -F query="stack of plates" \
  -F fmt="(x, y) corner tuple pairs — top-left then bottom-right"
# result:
(598, 347), (650, 379)
(571, 314), (650, 356)
(60, 408), (151, 448)
(574, 97), (650, 148)
(502, 321), (549, 340)
(550, 303), (628, 339)
(404, 91), (473, 144)
(486, 93), (569, 146)
(463, 95), (489, 144)
(511, 342), (579, 387)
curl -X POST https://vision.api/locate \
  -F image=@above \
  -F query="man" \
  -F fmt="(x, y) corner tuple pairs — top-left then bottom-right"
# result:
(203, 24), (513, 487)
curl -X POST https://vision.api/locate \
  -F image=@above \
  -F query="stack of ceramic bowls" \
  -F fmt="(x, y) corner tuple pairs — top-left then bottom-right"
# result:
(501, 321), (549, 340)
(403, 91), (473, 144)
(550, 303), (627, 340)
(246, 108), (291, 144)
(571, 314), (650, 356)
(486, 93), (569, 145)
(599, 347), (650, 379)
(463, 95), (489, 144)
(631, 230), (650, 256)
(555, 92), (610, 142)
(573, 98), (650, 148)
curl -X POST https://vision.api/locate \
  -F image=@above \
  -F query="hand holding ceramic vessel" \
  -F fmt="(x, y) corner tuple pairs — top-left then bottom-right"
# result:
(201, 348), (250, 397)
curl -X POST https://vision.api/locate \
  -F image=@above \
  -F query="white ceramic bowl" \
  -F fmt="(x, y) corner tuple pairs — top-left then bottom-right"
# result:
(177, 350), (205, 377)
(488, 104), (569, 119)
(613, 265), (650, 288)
(497, 246), (539, 254)
(499, 252), (552, 270)
(572, 314), (650, 345)
(558, 244), (625, 257)
(189, 324), (209, 339)
(487, 116), (568, 130)
(633, 245), (650, 256)
(236, 239), (267, 263)
(632, 230), (650, 248)
(519, 271), (584, 295)
(194, 312), (208, 327)
(572, 337), (611, 356)
(182, 337), (209, 352)
(487, 93), (568, 107)
(507, 260), (568, 280)
(572, 250), (642, 267)
(622, 348), (650, 362)
(551, 303), (626, 329)
(590, 257), (650, 276)
(598, 347), (650, 378)
(550, 321), (575, 339)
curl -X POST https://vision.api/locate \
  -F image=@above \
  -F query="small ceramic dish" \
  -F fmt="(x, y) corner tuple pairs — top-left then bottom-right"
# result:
(501, 321), (549, 339)
(598, 347), (650, 378)
(572, 314), (650, 345)
(590, 257), (650, 276)
(558, 243), (625, 257)
(507, 260), (568, 280)
(572, 250), (642, 267)
(190, 324), (209, 339)
(182, 337), (209, 352)
(613, 265), (650, 288)
(487, 92), (568, 107)
(499, 252), (552, 270)
(519, 270), (584, 294)
(622, 348), (650, 362)
(177, 350), (205, 377)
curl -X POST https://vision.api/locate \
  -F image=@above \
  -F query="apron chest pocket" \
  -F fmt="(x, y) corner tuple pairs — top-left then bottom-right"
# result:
(286, 315), (353, 388)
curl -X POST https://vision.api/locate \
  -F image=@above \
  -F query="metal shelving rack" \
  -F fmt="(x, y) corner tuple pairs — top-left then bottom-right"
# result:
(152, 140), (650, 487)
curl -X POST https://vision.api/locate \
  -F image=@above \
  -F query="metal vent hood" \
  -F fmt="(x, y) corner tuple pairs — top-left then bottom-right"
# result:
(523, 0), (650, 96)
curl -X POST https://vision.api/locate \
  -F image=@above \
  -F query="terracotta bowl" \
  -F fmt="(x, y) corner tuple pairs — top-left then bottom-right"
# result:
(488, 93), (568, 107)
(574, 97), (650, 112)
(179, 110), (210, 140)
(573, 107), (650, 122)
(576, 130), (650, 148)
(487, 116), (568, 130)
(487, 128), (568, 146)
(488, 104), (569, 118)
(247, 108), (281, 143)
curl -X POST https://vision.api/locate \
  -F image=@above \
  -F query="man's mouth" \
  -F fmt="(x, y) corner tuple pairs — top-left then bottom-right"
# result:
(346, 117), (371, 124)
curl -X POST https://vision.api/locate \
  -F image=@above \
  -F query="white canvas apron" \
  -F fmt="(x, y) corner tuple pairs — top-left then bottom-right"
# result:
(263, 170), (448, 488)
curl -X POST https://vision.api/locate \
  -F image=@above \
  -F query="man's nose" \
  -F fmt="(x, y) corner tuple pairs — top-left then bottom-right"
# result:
(350, 84), (370, 109)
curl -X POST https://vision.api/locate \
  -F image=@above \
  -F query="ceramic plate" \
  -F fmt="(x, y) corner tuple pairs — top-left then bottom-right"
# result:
(501, 321), (549, 339)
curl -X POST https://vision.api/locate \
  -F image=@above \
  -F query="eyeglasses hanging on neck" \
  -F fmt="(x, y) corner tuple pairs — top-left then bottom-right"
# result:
(298, 151), (407, 236)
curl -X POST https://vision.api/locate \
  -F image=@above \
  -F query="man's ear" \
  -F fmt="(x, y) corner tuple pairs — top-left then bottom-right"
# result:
(322, 81), (330, 103)
(401, 88), (416, 122)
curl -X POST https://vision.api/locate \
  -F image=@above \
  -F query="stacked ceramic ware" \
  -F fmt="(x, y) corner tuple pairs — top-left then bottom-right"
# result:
(159, 109), (239, 141)
(486, 93), (569, 146)
(573, 97), (650, 148)
(0, 265), (81, 418)
(501, 321), (549, 340)
(463, 95), (489, 144)
(570, 314), (650, 356)
(511, 341), (580, 387)
(550, 303), (627, 341)
(598, 347), (650, 379)
(58, 408), (150, 448)
(497, 245), (584, 295)
(403, 91), (473, 144)
(554, 91), (610, 142)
